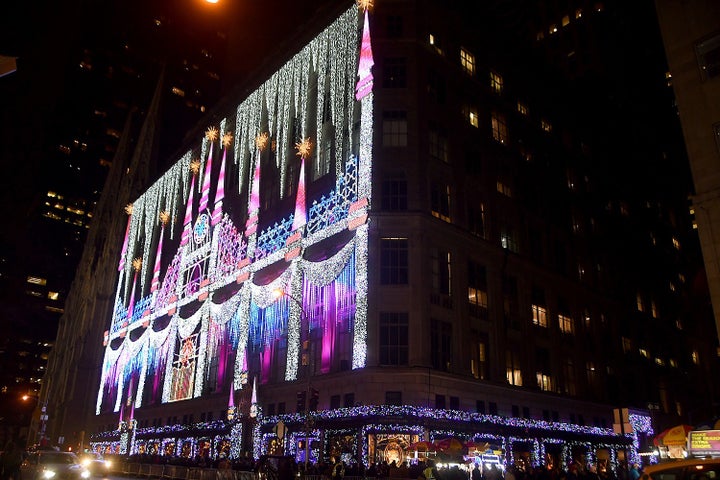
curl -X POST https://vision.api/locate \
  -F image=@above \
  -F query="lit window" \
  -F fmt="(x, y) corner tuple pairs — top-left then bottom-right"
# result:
(558, 314), (574, 334)
(171, 87), (186, 97)
(575, 9), (583, 19)
(537, 373), (553, 392)
(490, 71), (503, 94)
(460, 47), (475, 76)
(27, 277), (47, 286)
(676, 319), (683, 330)
(669, 358), (678, 368)
(562, 15), (570, 27)
(549, 24), (558, 34)
(621, 337), (632, 353)
(496, 181), (512, 197)
(517, 101), (528, 116)
(506, 350), (523, 386)
(462, 106), (479, 127)
(650, 300), (658, 318)
(691, 350), (700, 365)
(491, 112), (508, 144)
(429, 33), (443, 54)
(655, 357), (665, 366)
(48, 292), (59, 301)
(532, 304), (548, 327)
(430, 183), (452, 222)
(541, 119), (552, 133)
(672, 237), (680, 250)
(536, 31), (545, 41)
(595, 2), (604, 12)
(669, 282), (676, 292)
(584, 310), (591, 328)
(636, 293), (644, 312)
(639, 348), (649, 358)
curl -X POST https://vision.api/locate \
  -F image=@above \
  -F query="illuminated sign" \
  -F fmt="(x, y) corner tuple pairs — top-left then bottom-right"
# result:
(688, 430), (720, 455)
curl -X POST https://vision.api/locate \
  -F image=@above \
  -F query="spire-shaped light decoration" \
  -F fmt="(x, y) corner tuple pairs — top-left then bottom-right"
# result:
(227, 384), (236, 421)
(249, 376), (259, 418)
(199, 127), (218, 213)
(355, 4), (375, 101)
(118, 204), (133, 271)
(180, 160), (201, 246)
(212, 132), (232, 225)
(247, 133), (267, 226)
(292, 138), (313, 230)
(127, 377), (135, 427)
(150, 211), (170, 295)
(126, 257), (143, 324)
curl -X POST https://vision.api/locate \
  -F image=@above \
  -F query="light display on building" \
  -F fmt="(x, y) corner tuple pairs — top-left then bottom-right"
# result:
(89, 3), (647, 469)
(96, 4), (367, 419)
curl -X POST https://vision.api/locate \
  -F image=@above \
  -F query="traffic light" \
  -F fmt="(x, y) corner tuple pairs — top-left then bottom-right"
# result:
(296, 391), (306, 413)
(309, 388), (319, 411)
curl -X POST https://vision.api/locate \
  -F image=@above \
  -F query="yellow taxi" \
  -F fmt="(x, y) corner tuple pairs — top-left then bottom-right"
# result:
(642, 458), (720, 480)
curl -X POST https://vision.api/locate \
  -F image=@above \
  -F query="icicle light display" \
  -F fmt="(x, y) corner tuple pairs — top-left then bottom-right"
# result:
(96, 4), (367, 419)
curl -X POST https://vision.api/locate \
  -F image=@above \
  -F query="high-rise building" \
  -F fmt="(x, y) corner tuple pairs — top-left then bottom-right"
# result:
(40, 0), (718, 468)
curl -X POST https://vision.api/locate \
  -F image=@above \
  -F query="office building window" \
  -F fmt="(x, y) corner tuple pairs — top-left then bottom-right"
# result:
(541, 119), (553, 133)
(429, 126), (449, 163)
(386, 15), (403, 38)
(431, 182), (451, 222)
(383, 57), (406, 88)
(431, 247), (452, 297)
(435, 394), (446, 409)
(449, 396), (460, 410)
(468, 261), (488, 319)
(500, 227), (518, 252)
(517, 101), (528, 116)
(463, 105), (479, 127)
(506, 349), (523, 386)
(558, 314), (574, 334)
(429, 33), (443, 54)
(491, 111), (508, 144)
(563, 358), (576, 395)
(476, 400), (486, 413)
(468, 203), (486, 238)
(380, 238), (409, 284)
(471, 337), (488, 380)
(427, 69), (446, 103)
(531, 288), (548, 327)
(330, 395), (341, 409)
(381, 176), (408, 211)
(490, 71), (503, 94)
(586, 361), (598, 391)
(379, 312), (409, 365)
(343, 393), (355, 408)
(431, 319), (453, 371)
(460, 47), (475, 75)
(496, 180), (512, 197)
(383, 111), (407, 146)
(696, 32), (720, 80)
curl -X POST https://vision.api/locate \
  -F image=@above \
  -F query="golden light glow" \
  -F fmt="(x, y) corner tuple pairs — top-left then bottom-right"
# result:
(159, 211), (170, 225)
(222, 132), (233, 148)
(357, 0), (373, 12)
(124, 204), (134, 215)
(255, 132), (269, 151)
(132, 257), (143, 272)
(295, 138), (314, 158)
(190, 159), (202, 175)
(205, 126), (219, 142)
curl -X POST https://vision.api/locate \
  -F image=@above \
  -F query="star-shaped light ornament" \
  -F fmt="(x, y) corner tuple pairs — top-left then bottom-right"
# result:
(159, 211), (170, 226)
(190, 159), (202, 175)
(124, 204), (134, 215)
(222, 132), (233, 148)
(205, 126), (219, 142)
(132, 257), (143, 272)
(255, 132), (269, 151)
(357, 0), (373, 12)
(295, 138), (314, 159)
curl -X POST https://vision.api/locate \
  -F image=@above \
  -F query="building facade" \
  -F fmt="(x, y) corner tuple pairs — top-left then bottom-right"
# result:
(40, 0), (719, 472)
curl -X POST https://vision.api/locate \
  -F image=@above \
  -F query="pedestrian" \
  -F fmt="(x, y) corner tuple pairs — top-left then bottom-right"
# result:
(1, 441), (23, 480)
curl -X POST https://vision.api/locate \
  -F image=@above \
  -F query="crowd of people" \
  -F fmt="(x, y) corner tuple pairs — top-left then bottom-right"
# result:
(116, 452), (645, 480)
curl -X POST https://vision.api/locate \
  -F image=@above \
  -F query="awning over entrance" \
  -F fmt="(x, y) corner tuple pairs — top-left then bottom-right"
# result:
(653, 424), (694, 446)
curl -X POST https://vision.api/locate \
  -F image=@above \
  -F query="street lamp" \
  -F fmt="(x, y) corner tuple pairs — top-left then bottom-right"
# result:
(272, 288), (314, 470)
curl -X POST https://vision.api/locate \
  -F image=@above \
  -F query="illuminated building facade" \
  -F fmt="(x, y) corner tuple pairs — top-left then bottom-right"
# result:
(40, 0), (718, 471)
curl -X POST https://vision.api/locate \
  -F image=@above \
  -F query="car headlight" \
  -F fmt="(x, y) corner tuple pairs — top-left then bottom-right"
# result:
(104, 460), (112, 469)
(81, 470), (91, 479)
(81, 459), (91, 467)
(43, 470), (57, 479)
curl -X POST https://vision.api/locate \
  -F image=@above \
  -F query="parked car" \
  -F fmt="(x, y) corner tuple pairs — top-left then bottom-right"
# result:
(643, 458), (720, 480)
(77, 452), (111, 477)
(21, 451), (91, 480)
